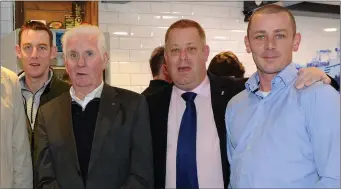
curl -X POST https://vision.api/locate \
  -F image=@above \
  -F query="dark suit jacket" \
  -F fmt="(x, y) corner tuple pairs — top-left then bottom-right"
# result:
(141, 80), (171, 96)
(22, 71), (71, 145)
(146, 73), (247, 189)
(34, 84), (154, 189)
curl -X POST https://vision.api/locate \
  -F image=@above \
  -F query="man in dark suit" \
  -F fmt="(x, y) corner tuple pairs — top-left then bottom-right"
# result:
(146, 19), (337, 189)
(34, 25), (153, 189)
(142, 46), (172, 96)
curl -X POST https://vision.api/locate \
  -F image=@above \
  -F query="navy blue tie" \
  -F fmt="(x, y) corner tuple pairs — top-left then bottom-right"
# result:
(176, 92), (199, 189)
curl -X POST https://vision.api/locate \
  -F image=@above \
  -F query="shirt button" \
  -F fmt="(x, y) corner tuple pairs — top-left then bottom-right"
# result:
(247, 145), (251, 150)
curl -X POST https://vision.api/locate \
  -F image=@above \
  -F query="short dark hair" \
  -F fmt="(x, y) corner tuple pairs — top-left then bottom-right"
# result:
(208, 51), (245, 78)
(149, 46), (165, 77)
(247, 4), (296, 37)
(18, 21), (53, 47)
(165, 19), (206, 46)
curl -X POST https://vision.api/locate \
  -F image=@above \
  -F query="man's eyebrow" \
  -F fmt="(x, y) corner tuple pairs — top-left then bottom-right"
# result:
(274, 29), (287, 33)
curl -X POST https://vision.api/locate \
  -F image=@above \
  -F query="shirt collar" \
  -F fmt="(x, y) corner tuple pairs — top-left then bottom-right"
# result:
(69, 81), (104, 110)
(19, 69), (54, 91)
(174, 75), (210, 98)
(245, 63), (298, 94)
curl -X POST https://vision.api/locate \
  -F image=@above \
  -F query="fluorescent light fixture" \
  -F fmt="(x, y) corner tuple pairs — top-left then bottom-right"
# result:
(214, 36), (227, 40)
(162, 16), (177, 19)
(154, 16), (161, 19)
(324, 28), (338, 32)
(230, 30), (246, 33)
(112, 32), (128, 36)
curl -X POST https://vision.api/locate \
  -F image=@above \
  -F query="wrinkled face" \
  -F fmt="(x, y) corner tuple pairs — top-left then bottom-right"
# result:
(64, 34), (107, 89)
(16, 29), (56, 78)
(164, 27), (209, 91)
(245, 12), (301, 75)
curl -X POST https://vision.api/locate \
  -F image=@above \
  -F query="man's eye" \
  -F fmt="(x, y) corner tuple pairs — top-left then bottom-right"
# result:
(171, 48), (179, 53)
(255, 35), (265, 40)
(39, 46), (47, 50)
(188, 47), (196, 52)
(70, 53), (77, 58)
(86, 51), (93, 56)
(276, 34), (285, 39)
(23, 46), (32, 50)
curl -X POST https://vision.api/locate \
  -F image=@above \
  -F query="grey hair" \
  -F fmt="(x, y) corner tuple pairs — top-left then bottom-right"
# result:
(61, 25), (107, 61)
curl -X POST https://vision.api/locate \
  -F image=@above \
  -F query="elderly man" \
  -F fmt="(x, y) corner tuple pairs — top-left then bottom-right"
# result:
(226, 4), (339, 188)
(1, 66), (32, 188)
(34, 25), (153, 189)
(146, 19), (338, 189)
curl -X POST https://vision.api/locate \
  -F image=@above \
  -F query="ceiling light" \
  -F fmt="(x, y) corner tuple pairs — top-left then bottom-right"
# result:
(112, 32), (128, 36)
(324, 28), (338, 32)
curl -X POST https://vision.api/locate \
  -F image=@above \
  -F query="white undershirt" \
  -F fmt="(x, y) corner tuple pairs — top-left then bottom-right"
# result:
(166, 76), (224, 188)
(69, 81), (104, 110)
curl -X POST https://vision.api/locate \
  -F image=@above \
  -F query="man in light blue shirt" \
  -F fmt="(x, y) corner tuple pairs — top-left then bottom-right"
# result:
(226, 4), (340, 188)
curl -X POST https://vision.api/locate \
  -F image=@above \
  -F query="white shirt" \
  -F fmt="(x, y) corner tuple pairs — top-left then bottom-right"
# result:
(166, 76), (224, 188)
(70, 81), (104, 110)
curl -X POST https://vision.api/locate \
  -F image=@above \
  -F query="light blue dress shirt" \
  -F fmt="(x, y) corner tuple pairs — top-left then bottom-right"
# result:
(226, 63), (340, 188)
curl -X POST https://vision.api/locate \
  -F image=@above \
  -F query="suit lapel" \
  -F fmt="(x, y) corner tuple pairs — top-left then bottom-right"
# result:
(208, 73), (230, 189)
(147, 85), (172, 188)
(88, 84), (120, 172)
(58, 93), (81, 172)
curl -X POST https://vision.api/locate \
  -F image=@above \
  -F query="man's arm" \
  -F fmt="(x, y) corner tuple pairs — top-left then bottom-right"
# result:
(34, 108), (60, 189)
(122, 96), (154, 189)
(303, 84), (340, 188)
(12, 75), (33, 188)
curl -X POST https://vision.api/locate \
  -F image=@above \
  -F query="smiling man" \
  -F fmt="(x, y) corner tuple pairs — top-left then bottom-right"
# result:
(15, 21), (70, 147)
(226, 4), (340, 188)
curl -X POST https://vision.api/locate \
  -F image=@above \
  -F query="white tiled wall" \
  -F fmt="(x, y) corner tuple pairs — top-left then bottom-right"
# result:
(99, 1), (339, 93)
(0, 1), (14, 65)
(0, 1), (13, 38)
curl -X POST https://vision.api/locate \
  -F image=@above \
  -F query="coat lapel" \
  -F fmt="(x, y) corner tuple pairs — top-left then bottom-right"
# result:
(208, 73), (230, 189)
(88, 84), (120, 172)
(58, 93), (81, 172)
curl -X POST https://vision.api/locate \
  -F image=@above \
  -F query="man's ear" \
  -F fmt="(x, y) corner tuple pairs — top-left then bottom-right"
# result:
(203, 44), (210, 62)
(50, 46), (57, 59)
(244, 36), (251, 53)
(293, 33), (301, 52)
(162, 64), (172, 83)
(102, 52), (109, 70)
(15, 45), (22, 58)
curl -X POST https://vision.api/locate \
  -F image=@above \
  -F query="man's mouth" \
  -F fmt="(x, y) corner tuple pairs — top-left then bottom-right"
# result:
(263, 56), (279, 60)
(77, 73), (87, 76)
(29, 63), (40, 66)
(178, 66), (192, 72)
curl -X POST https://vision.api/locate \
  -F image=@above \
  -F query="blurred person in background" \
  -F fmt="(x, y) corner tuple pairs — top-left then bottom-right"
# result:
(208, 51), (245, 78)
(142, 46), (172, 96)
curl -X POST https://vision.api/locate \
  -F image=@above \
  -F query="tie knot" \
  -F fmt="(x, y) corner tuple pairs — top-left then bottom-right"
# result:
(181, 92), (197, 102)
